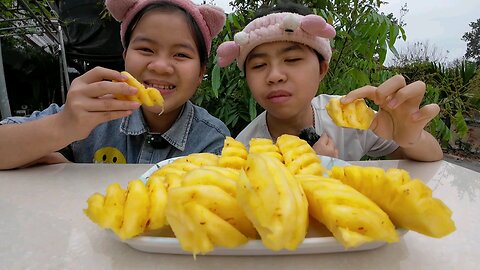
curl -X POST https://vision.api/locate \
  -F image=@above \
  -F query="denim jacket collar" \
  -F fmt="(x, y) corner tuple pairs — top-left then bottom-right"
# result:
(119, 101), (195, 151)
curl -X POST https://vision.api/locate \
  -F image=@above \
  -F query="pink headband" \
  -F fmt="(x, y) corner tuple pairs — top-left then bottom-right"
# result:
(105, 0), (226, 55)
(217, 12), (336, 71)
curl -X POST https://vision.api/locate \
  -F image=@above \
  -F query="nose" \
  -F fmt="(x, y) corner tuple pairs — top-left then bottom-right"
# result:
(147, 56), (174, 74)
(267, 64), (287, 84)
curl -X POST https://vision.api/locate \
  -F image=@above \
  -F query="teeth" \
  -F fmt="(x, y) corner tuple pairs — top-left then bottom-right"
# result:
(146, 84), (175, 90)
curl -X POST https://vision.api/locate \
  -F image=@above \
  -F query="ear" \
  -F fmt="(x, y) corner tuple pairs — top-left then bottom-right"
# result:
(198, 65), (207, 85)
(216, 41), (240, 67)
(198, 5), (226, 37)
(319, 61), (329, 80)
(301, 14), (336, 39)
(105, 0), (137, 21)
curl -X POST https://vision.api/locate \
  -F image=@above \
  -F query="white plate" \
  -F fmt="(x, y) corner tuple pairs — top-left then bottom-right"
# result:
(121, 155), (406, 255)
(140, 155), (350, 181)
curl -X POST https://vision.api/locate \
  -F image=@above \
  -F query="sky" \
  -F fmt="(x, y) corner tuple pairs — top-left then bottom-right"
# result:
(194, 0), (480, 64)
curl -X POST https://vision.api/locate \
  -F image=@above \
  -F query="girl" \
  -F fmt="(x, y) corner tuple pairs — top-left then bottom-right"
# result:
(0, 0), (229, 169)
(217, 1), (442, 162)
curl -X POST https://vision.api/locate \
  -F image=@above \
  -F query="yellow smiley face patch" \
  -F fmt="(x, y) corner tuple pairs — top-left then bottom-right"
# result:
(93, 147), (127, 164)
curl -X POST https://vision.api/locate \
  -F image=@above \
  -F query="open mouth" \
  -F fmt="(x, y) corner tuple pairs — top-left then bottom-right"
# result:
(145, 83), (176, 95)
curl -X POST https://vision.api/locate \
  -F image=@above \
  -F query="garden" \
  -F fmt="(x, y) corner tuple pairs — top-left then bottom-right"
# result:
(1, 0), (479, 163)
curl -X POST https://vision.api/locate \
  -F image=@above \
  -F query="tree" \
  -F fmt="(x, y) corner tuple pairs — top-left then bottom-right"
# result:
(391, 40), (449, 67)
(196, 0), (405, 136)
(462, 18), (480, 64)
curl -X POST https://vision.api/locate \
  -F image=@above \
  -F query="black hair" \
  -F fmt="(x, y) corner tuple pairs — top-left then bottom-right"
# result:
(124, 3), (208, 67)
(250, 0), (325, 64)
(253, 0), (314, 20)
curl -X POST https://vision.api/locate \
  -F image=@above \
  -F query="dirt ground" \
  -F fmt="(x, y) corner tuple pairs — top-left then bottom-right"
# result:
(444, 121), (480, 172)
(443, 150), (480, 173)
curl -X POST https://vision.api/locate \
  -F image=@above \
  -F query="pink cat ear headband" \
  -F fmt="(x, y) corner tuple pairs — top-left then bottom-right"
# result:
(217, 12), (336, 71)
(105, 0), (226, 55)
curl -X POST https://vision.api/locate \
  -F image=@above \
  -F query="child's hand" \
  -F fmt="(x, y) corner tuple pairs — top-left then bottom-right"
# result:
(341, 75), (440, 148)
(312, 132), (339, 158)
(59, 67), (141, 140)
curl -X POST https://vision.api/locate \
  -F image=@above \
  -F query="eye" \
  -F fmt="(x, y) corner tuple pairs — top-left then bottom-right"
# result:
(285, 58), (301, 63)
(137, 47), (154, 53)
(175, 52), (192, 59)
(251, 63), (266, 69)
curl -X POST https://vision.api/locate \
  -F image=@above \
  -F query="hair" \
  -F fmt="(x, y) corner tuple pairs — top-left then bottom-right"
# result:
(123, 3), (208, 67)
(253, 0), (313, 19)
(249, 0), (325, 64)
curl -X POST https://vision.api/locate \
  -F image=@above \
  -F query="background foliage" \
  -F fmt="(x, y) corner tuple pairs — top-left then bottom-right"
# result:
(2, 0), (479, 153)
(195, 0), (480, 153)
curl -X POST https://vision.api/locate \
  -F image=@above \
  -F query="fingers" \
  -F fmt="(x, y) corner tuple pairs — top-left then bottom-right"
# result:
(70, 67), (138, 99)
(373, 74), (407, 106)
(312, 132), (338, 158)
(384, 81), (426, 110)
(412, 104), (440, 125)
(342, 75), (428, 112)
(79, 66), (128, 84)
(85, 98), (141, 112)
(341, 85), (377, 104)
(87, 80), (138, 99)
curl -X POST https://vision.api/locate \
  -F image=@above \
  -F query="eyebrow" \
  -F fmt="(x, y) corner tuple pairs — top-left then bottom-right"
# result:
(131, 35), (196, 52)
(247, 43), (304, 62)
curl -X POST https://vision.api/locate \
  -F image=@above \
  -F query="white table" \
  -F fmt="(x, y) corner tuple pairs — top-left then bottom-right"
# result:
(1, 160), (479, 270)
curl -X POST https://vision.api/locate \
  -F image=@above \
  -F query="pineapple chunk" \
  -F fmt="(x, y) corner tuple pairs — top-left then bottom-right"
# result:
(114, 71), (164, 107)
(276, 134), (325, 176)
(218, 136), (248, 169)
(145, 175), (168, 230)
(113, 180), (150, 240)
(237, 153), (308, 251)
(326, 98), (375, 130)
(181, 167), (238, 197)
(165, 185), (255, 255)
(248, 138), (284, 162)
(329, 165), (456, 238)
(299, 175), (399, 248)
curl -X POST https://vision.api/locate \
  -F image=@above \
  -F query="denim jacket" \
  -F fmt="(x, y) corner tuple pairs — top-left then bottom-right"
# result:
(1, 101), (230, 164)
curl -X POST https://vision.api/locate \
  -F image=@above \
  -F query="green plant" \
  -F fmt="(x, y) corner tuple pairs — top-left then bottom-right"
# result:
(196, 0), (405, 136)
(392, 60), (479, 149)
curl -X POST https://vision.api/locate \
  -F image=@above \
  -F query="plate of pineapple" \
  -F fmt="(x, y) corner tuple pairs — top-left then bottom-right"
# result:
(84, 135), (456, 256)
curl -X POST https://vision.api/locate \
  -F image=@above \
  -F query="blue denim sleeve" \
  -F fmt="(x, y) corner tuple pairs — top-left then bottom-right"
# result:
(0, 104), (64, 124)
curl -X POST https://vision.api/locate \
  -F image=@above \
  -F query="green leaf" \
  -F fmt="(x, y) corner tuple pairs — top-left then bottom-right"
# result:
(211, 64), (220, 98)
(454, 110), (469, 138)
(388, 24), (399, 48)
(248, 96), (257, 121)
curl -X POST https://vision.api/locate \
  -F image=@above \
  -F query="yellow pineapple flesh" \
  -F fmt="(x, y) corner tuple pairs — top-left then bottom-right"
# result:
(326, 98), (375, 130)
(114, 71), (164, 107)
(218, 136), (248, 169)
(276, 134), (325, 176)
(329, 165), (456, 237)
(299, 175), (398, 248)
(237, 153), (308, 251)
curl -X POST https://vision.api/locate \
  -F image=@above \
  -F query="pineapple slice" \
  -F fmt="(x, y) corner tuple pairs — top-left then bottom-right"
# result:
(276, 134), (325, 176)
(299, 175), (399, 248)
(114, 71), (164, 107)
(237, 153), (308, 251)
(329, 165), (456, 238)
(84, 192), (107, 227)
(326, 98), (375, 130)
(113, 180), (150, 240)
(165, 185), (255, 255)
(218, 136), (248, 169)
(145, 175), (168, 230)
(175, 153), (219, 167)
(181, 167), (238, 197)
(249, 138), (284, 163)
(84, 183), (126, 230)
